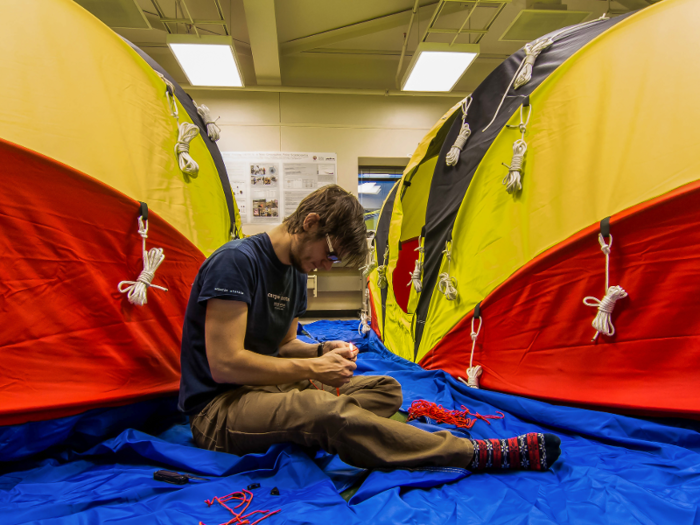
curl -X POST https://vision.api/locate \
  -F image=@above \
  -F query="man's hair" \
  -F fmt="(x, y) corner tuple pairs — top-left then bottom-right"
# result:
(284, 184), (368, 266)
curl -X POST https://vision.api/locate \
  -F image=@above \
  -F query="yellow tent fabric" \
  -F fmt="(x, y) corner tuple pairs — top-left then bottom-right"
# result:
(0, 0), (231, 255)
(416, 0), (700, 360)
(368, 101), (461, 352)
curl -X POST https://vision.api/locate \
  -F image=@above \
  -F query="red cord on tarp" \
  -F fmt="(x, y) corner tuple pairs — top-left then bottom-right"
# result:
(199, 488), (281, 525)
(407, 400), (505, 429)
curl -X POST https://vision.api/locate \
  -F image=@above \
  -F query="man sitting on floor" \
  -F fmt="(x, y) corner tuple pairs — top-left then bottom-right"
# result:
(179, 184), (561, 472)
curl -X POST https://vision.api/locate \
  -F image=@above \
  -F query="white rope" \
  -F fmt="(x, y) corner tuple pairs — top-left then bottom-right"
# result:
(482, 17), (606, 133)
(118, 216), (168, 306)
(408, 240), (424, 293)
(513, 38), (553, 90)
(175, 122), (201, 178)
(156, 72), (200, 179)
(156, 71), (178, 120)
(501, 103), (532, 194)
(359, 234), (375, 336)
(361, 260), (378, 277)
(582, 233), (628, 341)
(446, 97), (473, 167)
(438, 241), (458, 301)
(466, 314), (483, 388)
(376, 249), (389, 289)
(502, 139), (527, 194)
(360, 238), (378, 278)
(194, 101), (221, 141)
(359, 311), (371, 336)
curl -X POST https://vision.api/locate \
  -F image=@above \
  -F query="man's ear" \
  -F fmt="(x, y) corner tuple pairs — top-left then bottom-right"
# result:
(302, 213), (321, 232)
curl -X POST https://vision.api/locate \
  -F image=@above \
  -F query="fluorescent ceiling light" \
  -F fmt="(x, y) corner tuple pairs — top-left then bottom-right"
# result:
(402, 43), (479, 92)
(167, 35), (244, 87)
(359, 183), (382, 195)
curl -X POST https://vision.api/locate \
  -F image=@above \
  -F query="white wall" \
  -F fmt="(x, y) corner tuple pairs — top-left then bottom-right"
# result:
(185, 89), (461, 310)
(185, 90), (460, 236)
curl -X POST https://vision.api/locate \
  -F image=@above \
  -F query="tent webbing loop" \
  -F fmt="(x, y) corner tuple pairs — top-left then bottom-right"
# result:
(446, 96), (473, 167)
(583, 218), (628, 341)
(118, 202), (168, 306)
(502, 101), (532, 194)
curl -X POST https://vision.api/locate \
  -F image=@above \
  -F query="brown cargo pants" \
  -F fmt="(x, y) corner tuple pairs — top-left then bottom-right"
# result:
(190, 375), (474, 470)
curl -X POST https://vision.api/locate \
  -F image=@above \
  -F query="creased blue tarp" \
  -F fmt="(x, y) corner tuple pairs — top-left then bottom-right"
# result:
(1, 320), (699, 524)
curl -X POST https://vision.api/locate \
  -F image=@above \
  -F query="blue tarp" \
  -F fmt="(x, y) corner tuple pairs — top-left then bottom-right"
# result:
(1, 320), (699, 524)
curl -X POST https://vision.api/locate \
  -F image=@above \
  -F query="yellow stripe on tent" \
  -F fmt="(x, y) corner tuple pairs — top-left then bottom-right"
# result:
(369, 101), (461, 345)
(417, 0), (700, 360)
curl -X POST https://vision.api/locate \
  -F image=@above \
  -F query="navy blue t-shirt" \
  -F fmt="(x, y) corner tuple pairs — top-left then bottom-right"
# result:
(178, 234), (307, 415)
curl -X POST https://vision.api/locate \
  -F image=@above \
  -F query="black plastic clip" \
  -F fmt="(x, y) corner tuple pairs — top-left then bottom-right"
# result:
(247, 483), (261, 490)
(600, 216), (611, 239)
(153, 470), (209, 485)
(474, 301), (482, 320)
(270, 487), (280, 496)
(139, 201), (149, 221)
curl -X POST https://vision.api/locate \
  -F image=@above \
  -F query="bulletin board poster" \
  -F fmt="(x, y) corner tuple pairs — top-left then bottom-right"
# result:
(221, 152), (337, 225)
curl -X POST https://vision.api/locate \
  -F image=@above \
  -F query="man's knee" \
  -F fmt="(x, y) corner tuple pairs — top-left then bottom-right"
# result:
(377, 376), (403, 410)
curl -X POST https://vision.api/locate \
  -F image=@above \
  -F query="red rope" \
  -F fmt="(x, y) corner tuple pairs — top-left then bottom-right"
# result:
(200, 488), (281, 525)
(407, 400), (505, 429)
(309, 380), (340, 397)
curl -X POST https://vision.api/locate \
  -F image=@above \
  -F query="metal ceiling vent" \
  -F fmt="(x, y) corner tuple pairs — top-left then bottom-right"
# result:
(73, 0), (151, 29)
(500, 0), (590, 42)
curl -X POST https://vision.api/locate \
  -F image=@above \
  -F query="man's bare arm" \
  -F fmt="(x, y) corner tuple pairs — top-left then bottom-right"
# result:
(278, 318), (318, 358)
(205, 299), (356, 387)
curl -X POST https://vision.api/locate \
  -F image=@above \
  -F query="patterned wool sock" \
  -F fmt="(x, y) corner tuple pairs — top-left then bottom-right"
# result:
(467, 433), (561, 471)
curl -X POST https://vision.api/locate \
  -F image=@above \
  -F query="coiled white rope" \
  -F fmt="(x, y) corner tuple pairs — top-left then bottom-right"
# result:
(583, 233), (628, 341)
(156, 71), (201, 179)
(358, 236), (375, 336)
(360, 239), (377, 278)
(194, 101), (221, 141)
(376, 249), (389, 289)
(446, 96), (473, 167)
(118, 216), (168, 306)
(457, 311), (484, 389)
(501, 103), (532, 194)
(482, 17), (606, 133)
(408, 239), (424, 293)
(466, 314), (483, 388)
(175, 122), (201, 178)
(438, 241), (458, 301)
(502, 139), (527, 194)
(359, 311), (371, 336)
(513, 38), (554, 90)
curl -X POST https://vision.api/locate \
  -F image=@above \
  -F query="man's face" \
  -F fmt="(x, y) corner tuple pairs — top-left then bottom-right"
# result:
(289, 232), (339, 274)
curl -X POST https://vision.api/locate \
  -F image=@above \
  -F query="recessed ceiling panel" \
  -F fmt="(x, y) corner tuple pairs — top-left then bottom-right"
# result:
(500, 10), (590, 42)
(73, 0), (150, 29)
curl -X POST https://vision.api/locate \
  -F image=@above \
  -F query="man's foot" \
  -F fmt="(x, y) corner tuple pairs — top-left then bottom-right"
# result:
(467, 433), (561, 471)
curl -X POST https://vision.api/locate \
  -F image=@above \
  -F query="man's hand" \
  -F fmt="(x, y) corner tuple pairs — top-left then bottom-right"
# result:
(322, 340), (359, 362)
(311, 347), (358, 387)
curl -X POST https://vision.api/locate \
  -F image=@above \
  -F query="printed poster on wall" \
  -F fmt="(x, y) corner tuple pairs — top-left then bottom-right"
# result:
(221, 152), (337, 225)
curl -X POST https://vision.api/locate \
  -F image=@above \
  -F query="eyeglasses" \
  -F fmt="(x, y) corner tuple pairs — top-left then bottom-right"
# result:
(325, 234), (341, 263)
